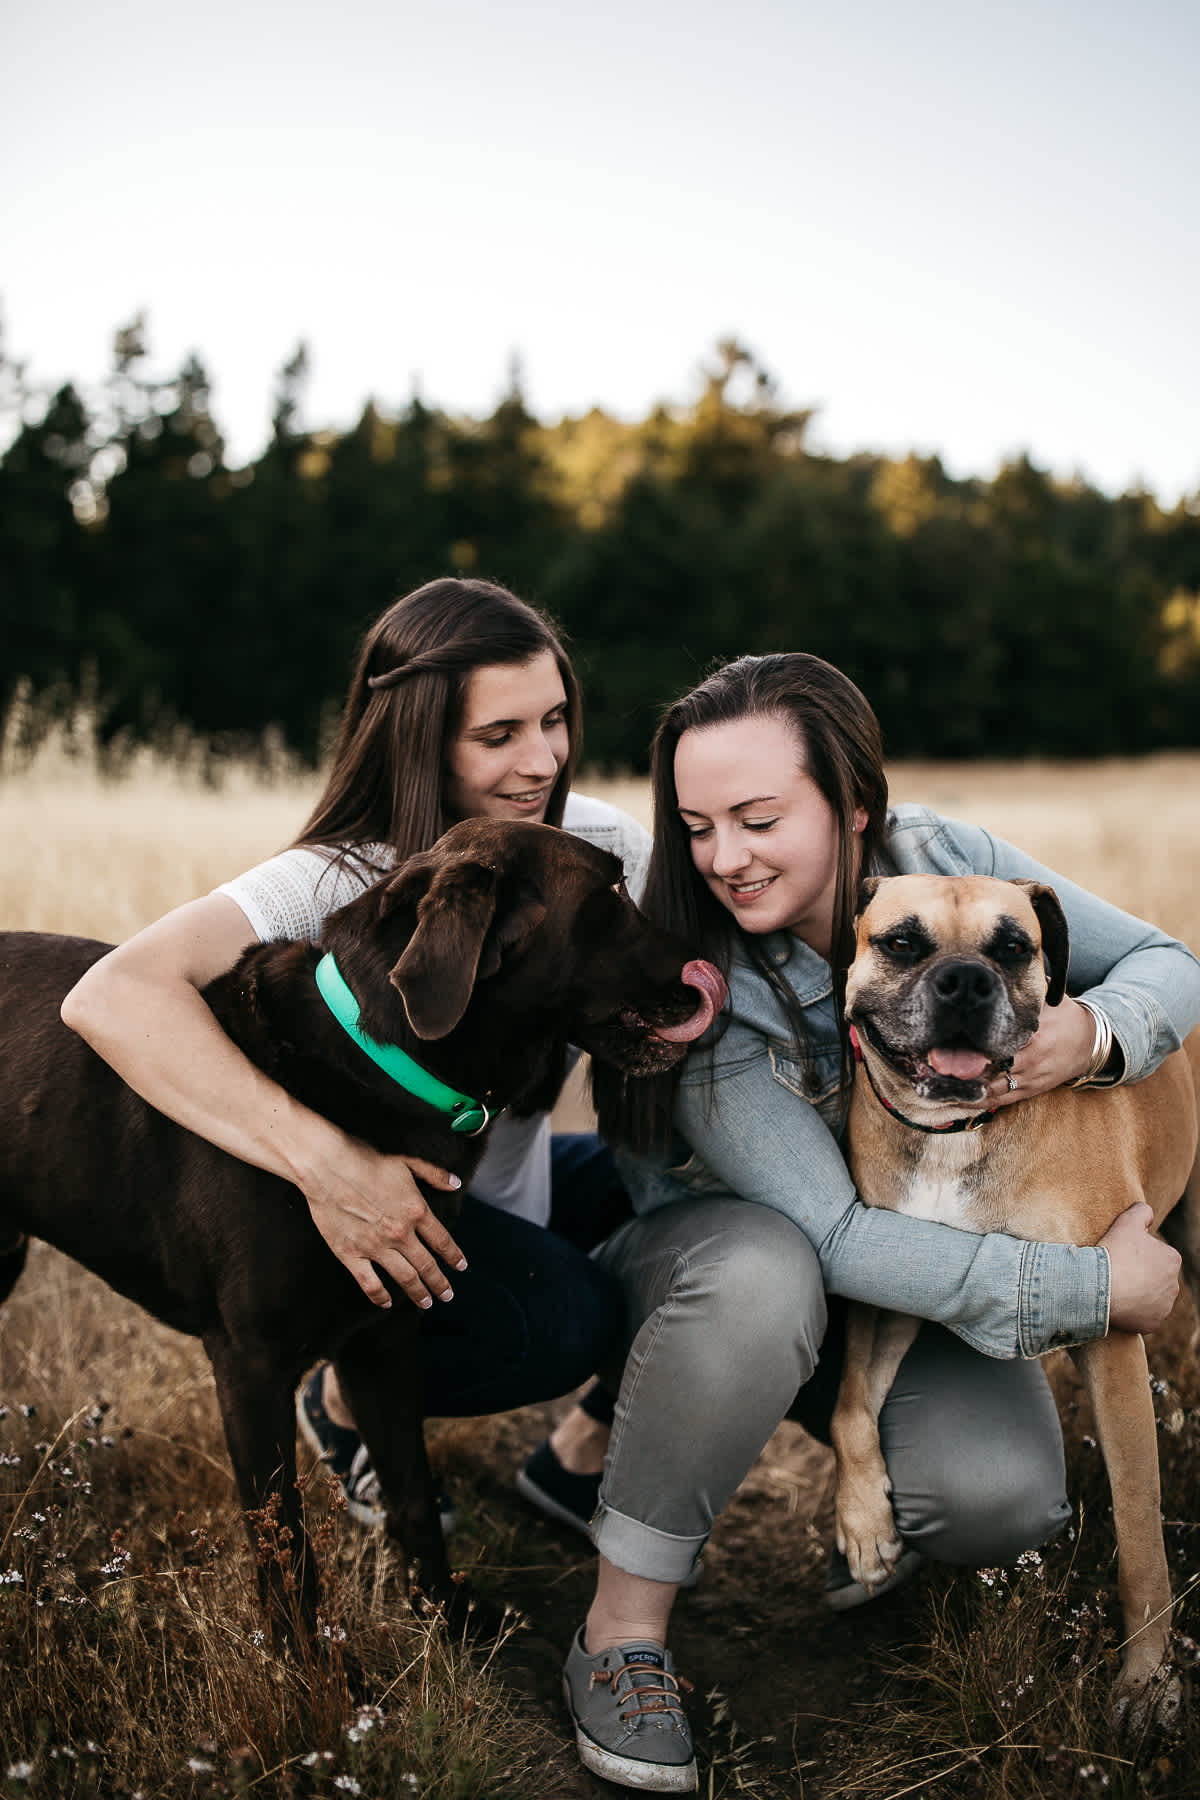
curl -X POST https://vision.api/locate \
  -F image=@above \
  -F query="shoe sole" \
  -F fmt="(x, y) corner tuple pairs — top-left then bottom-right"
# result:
(295, 1386), (386, 1529)
(515, 1467), (594, 1536)
(563, 1674), (698, 1793)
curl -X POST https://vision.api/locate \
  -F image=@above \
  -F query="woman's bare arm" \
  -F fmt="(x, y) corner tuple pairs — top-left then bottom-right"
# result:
(60, 893), (465, 1308)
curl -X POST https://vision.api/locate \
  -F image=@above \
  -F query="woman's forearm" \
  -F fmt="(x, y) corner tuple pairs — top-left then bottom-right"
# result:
(59, 893), (333, 1186)
(59, 895), (466, 1306)
(63, 953), (335, 1187)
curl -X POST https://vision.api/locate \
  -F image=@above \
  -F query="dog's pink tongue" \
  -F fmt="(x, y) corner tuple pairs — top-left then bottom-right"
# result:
(653, 960), (728, 1044)
(929, 1047), (991, 1080)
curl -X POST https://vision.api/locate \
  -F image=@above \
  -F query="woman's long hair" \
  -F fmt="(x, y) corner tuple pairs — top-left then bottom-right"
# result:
(295, 578), (581, 864)
(597, 652), (889, 1152)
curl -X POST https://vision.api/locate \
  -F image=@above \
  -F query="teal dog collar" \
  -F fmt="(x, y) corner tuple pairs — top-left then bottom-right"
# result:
(314, 952), (493, 1135)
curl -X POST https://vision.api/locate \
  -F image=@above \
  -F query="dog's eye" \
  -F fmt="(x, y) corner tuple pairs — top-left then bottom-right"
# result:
(875, 929), (930, 963)
(988, 930), (1034, 965)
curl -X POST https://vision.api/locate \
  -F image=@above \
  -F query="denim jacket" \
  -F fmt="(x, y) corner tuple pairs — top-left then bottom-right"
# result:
(619, 804), (1200, 1360)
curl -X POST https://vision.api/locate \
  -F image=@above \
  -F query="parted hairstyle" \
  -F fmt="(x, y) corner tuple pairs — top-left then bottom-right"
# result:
(295, 578), (582, 865)
(596, 652), (890, 1152)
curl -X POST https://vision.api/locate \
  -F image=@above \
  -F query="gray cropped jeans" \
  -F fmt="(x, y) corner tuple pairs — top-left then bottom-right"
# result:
(590, 1197), (1072, 1585)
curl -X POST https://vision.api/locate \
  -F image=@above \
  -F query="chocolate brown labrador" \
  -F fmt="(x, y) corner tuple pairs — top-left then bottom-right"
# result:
(0, 819), (725, 1647)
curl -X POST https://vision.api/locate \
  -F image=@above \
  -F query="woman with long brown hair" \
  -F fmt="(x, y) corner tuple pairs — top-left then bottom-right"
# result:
(62, 575), (645, 1522)
(535, 653), (1194, 1793)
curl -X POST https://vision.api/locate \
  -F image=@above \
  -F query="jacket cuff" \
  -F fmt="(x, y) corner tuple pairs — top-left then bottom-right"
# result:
(1081, 988), (1158, 1085)
(1017, 1240), (1110, 1357)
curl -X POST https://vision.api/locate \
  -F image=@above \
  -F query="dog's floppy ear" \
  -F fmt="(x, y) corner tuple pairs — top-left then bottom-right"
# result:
(855, 874), (884, 919)
(388, 858), (502, 1039)
(473, 879), (548, 981)
(1011, 879), (1070, 1006)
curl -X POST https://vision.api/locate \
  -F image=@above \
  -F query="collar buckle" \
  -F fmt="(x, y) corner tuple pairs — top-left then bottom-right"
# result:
(451, 1102), (492, 1136)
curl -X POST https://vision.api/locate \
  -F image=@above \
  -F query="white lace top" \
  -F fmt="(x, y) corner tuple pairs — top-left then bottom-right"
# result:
(215, 793), (651, 1224)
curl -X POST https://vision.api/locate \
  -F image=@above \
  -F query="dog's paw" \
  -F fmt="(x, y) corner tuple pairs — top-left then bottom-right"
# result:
(835, 1487), (904, 1591)
(1112, 1655), (1181, 1737)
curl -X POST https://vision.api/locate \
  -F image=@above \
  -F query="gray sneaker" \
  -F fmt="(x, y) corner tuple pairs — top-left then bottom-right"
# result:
(563, 1628), (697, 1792)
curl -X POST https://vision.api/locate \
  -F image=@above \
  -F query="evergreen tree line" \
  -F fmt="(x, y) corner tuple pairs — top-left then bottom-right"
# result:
(3, 324), (1199, 770)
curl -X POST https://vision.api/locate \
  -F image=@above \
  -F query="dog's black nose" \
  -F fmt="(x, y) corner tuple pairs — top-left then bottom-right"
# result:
(932, 959), (997, 1011)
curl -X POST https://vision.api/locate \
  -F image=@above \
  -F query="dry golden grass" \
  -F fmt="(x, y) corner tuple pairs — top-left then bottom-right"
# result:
(1, 708), (1199, 1798)
(5, 740), (1199, 951)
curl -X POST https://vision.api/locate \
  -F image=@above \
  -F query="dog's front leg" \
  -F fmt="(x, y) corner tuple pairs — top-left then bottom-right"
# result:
(205, 1332), (320, 1648)
(1070, 1333), (1180, 1728)
(831, 1305), (921, 1591)
(333, 1330), (458, 1617)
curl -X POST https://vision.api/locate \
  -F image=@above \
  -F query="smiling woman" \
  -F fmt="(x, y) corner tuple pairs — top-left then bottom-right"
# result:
(675, 712), (867, 958)
(546, 650), (1199, 1793)
(443, 653), (570, 823)
(58, 575), (650, 1538)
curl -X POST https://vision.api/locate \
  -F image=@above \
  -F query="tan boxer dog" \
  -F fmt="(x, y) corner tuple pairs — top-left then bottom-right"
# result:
(832, 872), (1199, 1724)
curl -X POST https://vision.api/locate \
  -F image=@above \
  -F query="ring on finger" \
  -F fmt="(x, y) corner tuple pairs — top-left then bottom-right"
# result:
(1004, 1070), (1018, 1092)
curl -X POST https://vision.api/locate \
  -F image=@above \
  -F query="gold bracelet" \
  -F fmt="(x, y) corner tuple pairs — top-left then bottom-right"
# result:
(1069, 997), (1114, 1088)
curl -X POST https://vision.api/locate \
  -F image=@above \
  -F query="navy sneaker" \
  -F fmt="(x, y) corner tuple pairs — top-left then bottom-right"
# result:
(823, 1544), (922, 1611)
(516, 1438), (601, 1536)
(296, 1366), (458, 1534)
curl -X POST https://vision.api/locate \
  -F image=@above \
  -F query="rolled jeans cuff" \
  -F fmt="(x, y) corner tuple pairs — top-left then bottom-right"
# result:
(591, 1499), (706, 1586)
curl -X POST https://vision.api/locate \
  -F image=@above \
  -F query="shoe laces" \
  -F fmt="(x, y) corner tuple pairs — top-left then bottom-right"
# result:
(591, 1657), (693, 1727)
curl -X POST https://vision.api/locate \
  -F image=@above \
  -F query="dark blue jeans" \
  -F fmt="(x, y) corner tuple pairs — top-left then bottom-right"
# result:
(417, 1133), (630, 1418)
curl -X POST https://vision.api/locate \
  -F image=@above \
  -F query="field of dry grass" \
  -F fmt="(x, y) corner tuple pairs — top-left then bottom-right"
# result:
(1, 713), (1199, 1798)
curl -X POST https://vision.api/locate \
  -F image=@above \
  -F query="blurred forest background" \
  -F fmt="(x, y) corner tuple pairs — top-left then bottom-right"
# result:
(4, 317), (1200, 771)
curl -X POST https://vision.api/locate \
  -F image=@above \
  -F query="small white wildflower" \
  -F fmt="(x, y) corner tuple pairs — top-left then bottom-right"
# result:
(333, 1779), (363, 1796)
(250, 1628), (266, 1648)
(6, 1763), (35, 1781)
(1082, 1434), (1096, 1448)
(186, 1756), (214, 1774)
(19, 1403), (37, 1419)
(1, 1569), (24, 1586)
(0, 1451), (21, 1467)
(302, 1751), (334, 1767)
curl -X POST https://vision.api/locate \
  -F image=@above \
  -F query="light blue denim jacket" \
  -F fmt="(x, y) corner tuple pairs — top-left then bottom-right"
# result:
(619, 804), (1200, 1360)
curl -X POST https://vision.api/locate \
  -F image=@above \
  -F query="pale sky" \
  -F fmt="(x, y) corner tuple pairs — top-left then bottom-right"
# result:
(4, 0), (1197, 503)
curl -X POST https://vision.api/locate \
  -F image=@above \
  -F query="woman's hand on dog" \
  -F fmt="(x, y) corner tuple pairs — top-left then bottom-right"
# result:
(1103, 1202), (1182, 1335)
(297, 1132), (467, 1310)
(986, 996), (1096, 1105)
